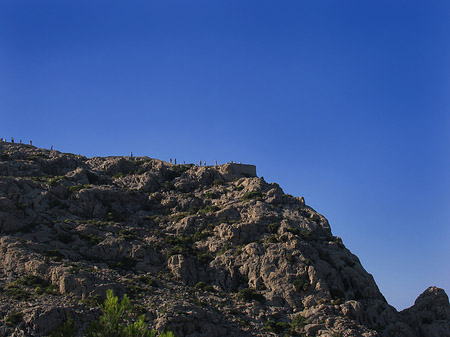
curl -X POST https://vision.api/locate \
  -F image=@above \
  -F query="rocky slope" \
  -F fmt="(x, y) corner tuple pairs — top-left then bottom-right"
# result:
(0, 142), (448, 337)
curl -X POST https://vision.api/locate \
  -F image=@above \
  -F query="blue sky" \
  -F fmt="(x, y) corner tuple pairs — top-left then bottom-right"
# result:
(1, 1), (449, 310)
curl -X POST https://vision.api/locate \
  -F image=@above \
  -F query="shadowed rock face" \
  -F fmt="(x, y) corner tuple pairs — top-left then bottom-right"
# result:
(0, 142), (448, 337)
(400, 287), (450, 337)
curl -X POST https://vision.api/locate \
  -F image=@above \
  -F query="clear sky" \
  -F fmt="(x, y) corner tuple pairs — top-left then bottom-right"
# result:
(1, 1), (449, 310)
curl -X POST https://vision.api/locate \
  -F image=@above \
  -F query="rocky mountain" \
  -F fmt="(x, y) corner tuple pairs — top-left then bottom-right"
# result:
(0, 142), (448, 337)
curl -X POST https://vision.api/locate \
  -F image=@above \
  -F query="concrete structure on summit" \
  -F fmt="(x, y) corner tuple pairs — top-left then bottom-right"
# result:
(218, 162), (257, 180)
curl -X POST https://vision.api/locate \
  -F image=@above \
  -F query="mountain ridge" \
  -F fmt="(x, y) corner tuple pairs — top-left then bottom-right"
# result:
(0, 142), (448, 336)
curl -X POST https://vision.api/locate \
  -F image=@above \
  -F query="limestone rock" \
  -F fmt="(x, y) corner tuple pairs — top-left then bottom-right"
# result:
(0, 142), (447, 337)
(167, 254), (198, 285)
(400, 286), (450, 337)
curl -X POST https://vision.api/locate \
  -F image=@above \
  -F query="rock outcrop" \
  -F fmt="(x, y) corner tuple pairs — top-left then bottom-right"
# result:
(0, 142), (448, 336)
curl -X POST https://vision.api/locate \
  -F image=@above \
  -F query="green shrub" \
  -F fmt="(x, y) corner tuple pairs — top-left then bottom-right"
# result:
(126, 284), (147, 299)
(164, 235), (192, 246)
(292, 277), (310, 292)
(263, 320), (289, 333)
(137, 276), (158, 287)
(170, 213), (188, 222)
(16, 202), (27, 210)
(264, 235), (279, 244)
(191, 298), (207, 308)
(5, 311), (23, 326)
(286, 253), (295, 264)
(79, 234), (103, 247)
(106, 210), (122, 222)
(212, 179), (225, 186)
(239, 319), (249, 328)
(35, 284), (58, 295)
(193, 230), (212, 242)
(203, 285), (215, 292)
(287, 226), (299, 235)
(80, 294), (103, 307)
(291, 314), (308, 332)
(241, 191), (262, 201)
(266, 223), (280, 234)
(166, 246), (187, 257)
(203, 192), (218, 199)
(300, 230), (311, 240)
(331, 297), (344, 305)
(86, 289), (148, 337)
(108, 257), (137, 271)
(119, 230), (137, 241)
(4, 275), (51, 300)
(237, 288), (265, 304)
(86, 290), (175, 337)
(158, 332), (175, 337)
(194, 282), (206, 290)
(164, 181), (172, 191)
(215, 245), (230, 256)
(15, 275), (48, 287)
(192, 281), (215, 292)
(45, 249), (66, 261)
(198, 205), (220, 214)
(133, 168), (146, 175)
(196, 251), (213, 264)
(166, 165), (190, 180)
(233, 245), (244, 257)
(48, 176), (65, 186)
(4, 282), (30, 301)
(49, 314), (76, 337)
(68, 184), (90, 193)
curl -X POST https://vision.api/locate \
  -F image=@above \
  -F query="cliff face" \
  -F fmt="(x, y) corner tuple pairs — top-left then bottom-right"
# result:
(0, 142), (448, 337)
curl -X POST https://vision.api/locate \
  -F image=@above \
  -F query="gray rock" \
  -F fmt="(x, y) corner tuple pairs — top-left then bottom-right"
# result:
(0, 143), (447, 337)
(401, 286), (450, 337)
(167, 254), (198, 285)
